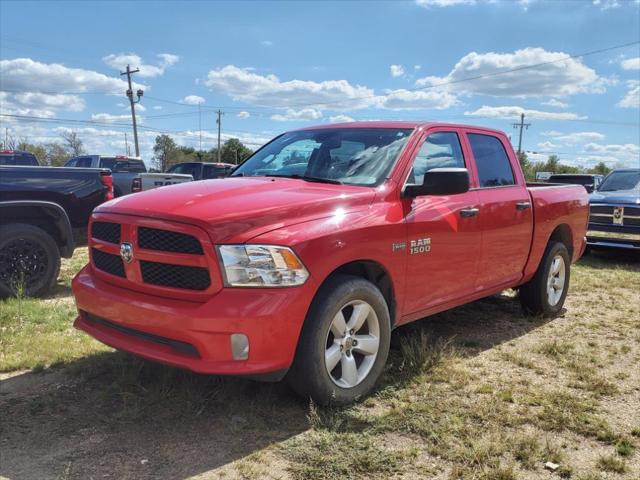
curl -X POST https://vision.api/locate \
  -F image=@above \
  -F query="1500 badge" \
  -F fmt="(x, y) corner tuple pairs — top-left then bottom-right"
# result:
(410, 238), (431, 254)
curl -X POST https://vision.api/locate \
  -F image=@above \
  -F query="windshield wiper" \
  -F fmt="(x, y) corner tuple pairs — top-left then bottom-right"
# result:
(265, 174), (343, 185)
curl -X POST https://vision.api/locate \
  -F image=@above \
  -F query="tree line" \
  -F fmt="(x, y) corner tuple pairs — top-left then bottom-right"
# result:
(3, 131), (86, 166)
(151, 135), (254, 172)
(517, 152), (612, 181)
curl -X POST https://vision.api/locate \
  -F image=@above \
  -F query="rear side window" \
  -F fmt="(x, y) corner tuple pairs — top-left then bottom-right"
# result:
(74, 157), (93, 168)
(0, 153), (38, 165)
(468, 133), (515, 188)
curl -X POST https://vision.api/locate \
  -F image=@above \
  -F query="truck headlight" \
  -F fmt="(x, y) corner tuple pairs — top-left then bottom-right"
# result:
(216, 245), (309, 287)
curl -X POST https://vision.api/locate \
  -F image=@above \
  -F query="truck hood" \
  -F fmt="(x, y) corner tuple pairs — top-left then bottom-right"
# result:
(589, 189), (640, 205)
(97, 177), (376, 242)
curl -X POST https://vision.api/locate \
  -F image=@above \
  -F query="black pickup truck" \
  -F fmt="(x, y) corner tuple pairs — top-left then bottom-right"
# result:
(0, 165), (114, 297)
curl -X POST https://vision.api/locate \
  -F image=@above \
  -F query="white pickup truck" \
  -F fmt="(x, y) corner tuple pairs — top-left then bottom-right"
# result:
(131, 171), (193, 193)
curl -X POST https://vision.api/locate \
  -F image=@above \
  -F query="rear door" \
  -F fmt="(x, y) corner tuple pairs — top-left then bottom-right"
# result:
(402, 128), (481, 314)
(463, 131), (533, 291)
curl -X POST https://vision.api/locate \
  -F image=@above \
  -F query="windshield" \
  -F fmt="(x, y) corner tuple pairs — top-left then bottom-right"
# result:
(232, 128), (413, 186)
(598, 171), (640, 192)
(168, 163), (201, 176)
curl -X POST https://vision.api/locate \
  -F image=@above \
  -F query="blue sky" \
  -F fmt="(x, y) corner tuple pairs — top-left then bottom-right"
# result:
(1, 0), (639, 168)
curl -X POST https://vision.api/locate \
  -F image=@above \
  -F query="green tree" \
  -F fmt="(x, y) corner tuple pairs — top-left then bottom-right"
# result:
(16, 141), (47, 165)
(220, 138), (253, 164)
(44, 143), (70, 166)
(545, 155), (560, 173)
(589, 162), (611, 176)
(152, 134), (180, 171)
(517, 151), (536, 181)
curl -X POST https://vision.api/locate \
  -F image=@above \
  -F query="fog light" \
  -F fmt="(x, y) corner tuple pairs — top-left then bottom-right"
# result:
(231, 333), (249, 360)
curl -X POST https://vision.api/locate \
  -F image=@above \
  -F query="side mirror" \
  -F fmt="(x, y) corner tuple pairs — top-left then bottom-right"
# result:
(404, 168), (470, 198)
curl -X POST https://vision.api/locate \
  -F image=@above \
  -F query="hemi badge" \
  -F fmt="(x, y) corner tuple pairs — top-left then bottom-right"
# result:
(392, 242), (406, 252)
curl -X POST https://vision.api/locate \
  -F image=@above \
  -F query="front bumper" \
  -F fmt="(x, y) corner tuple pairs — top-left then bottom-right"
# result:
(72, 265), (318, 378)
(586, 224), (640, 250)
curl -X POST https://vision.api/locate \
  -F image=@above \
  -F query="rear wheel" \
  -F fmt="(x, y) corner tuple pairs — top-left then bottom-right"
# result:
(520, 241), (570, 317)
(0, 223), (61, 298)
(287, 275), (391, 405)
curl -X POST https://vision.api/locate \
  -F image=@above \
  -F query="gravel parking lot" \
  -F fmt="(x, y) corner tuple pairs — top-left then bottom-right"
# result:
(1, 248), (638, 479)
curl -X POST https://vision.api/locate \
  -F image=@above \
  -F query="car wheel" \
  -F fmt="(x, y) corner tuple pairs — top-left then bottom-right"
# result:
(519, 241), (570, 317)
(0, 223), (61, 298)
(287, 274), (391, 406)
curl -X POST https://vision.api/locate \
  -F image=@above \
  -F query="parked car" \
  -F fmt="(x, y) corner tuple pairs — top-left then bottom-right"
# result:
(0, 149), (39, 166)
(548, 173), (604, 193)
(72, 122), (588, 405)
(0, 165), (113, 297)
(65, 155), (192, 196)
(587, 168), (640, 250)
(167, 162), (235, 180)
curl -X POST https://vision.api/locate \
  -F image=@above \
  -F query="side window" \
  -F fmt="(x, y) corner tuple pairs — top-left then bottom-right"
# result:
(408, 132), (464, 185)
(65, 159), (77, 167)
(75, 157), (93, 168)
(468, 134), (515, 188)
(203, 165), (217, 179)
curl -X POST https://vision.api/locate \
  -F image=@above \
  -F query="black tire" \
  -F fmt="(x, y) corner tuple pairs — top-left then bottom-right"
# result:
(286, 275), (391, 406)
(0, 223), (61, 298)
(519, 241), (570, 317)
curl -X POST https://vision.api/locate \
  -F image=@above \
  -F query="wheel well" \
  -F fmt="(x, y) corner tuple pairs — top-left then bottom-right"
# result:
(549, 224), (573, 258)
(326, 261), (396, 326)
(0, 203), (73, 257)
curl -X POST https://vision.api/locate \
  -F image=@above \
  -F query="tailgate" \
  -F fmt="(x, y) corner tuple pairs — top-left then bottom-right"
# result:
(140, 173), (193, 191)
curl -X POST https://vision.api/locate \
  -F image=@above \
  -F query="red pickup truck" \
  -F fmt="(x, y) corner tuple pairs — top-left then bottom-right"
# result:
(72, 122), (589, 404)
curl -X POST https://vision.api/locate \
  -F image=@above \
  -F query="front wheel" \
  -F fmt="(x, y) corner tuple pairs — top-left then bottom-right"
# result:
(519, 241), (570, 317)
(286, 275), (391, 406)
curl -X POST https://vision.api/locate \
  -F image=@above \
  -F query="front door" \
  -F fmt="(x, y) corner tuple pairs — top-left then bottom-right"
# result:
(403, 129), (482, 315)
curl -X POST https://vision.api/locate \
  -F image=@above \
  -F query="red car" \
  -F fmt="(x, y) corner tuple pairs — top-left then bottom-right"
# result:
(72, 122), (589, 404)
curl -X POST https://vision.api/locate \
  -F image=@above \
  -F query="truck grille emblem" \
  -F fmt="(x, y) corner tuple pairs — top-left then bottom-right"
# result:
(612, 207), (624, 225)
(120, 242), (134, 263)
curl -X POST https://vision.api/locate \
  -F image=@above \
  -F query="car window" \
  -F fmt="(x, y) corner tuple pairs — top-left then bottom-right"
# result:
(598, 171), (640, 191)
(0, 153), (38, 165)
(233, 128), (413, 186)
(169, 163), (200, 176)
(407, 132), (464, 185)
(468, 133), (515, 188)
(74, 157), (93, 168)
(203, 165), (229, 179)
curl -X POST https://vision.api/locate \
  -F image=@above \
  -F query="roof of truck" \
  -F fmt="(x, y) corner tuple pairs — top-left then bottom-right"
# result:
(295, 121), (507, 136)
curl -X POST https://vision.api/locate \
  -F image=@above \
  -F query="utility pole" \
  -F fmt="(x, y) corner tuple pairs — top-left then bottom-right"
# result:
(512, 113), (531, 155)
(4, 128), (7, 149)
(198, 102), (202, 151)
(216, 109), (223, 162)
(120, 64), (143, 157)
(124, 132), (130, 156)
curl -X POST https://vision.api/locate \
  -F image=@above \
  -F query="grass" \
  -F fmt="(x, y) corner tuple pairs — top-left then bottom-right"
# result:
(0, 248), (109, 371)
(1, 248), (639, 479)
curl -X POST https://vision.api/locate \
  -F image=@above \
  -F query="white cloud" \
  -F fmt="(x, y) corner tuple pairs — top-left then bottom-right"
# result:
(617, 80), (640, 109)
(1, 91), (84, 113)
(329, 115), (355, 123)
(182, 95), (205, 105)
(541, 99), (568, 108)
(0, 57), (133, 94)
(416, 0), (475, 6)
(271, 108), (323, 122)
(378, 89), (459, 110)
(593, 0), (620, 10)
(416, 48), (609, 98)
(91, 113), (140, 123)
(465, 105), (586, 121)
(583, 142), (640, 159)
(537, 141), (559, 151)
(541, 131), (606, 144)
(153, 105), (163, 110)
(621, 57), (640, 71)
(261, 40), (274, 47)
(237, 111), (250, 119)
(414, 65), (422, 70)
(102, 52), (179, 78)
(390, 65), (405, 78)
(204, 65), (375, 110)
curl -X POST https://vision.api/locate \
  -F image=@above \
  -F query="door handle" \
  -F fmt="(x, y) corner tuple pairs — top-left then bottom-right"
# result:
(460, 207), (479, 218)
(516, 202), (531, 210)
